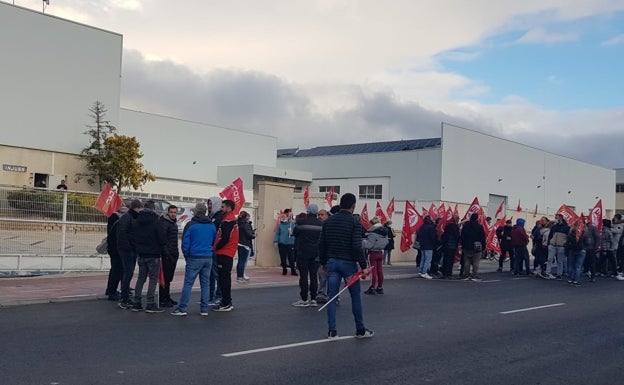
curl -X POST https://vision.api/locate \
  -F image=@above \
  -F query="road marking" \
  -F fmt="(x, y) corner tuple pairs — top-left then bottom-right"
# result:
(500, 303), (565, 315)
(222, 336), (354, 357)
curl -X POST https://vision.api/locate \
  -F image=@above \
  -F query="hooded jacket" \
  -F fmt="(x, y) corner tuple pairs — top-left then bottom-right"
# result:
(207, 196), (224, 227)
(134, 209), (167, 258)
(548, 221), (570, 247)
(460, 217), (486, 251)
(441, 219), (460, 249)
(511, 224), (529, 247)
(416, 218), (437, 251)
(214, 211), (239, 257)
(237, 218), (255, 248)
(182, 214), (217, 258)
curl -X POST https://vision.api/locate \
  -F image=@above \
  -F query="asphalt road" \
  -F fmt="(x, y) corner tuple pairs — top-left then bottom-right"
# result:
(1, 272), (623, 385)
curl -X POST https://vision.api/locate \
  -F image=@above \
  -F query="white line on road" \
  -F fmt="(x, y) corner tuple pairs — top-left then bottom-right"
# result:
(500, 303), (565, 315)
(222, 336), (354, 357)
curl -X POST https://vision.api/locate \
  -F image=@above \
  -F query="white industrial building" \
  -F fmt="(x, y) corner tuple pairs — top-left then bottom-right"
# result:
(0, 2), (310, 203)
(278, 123), (616, 220)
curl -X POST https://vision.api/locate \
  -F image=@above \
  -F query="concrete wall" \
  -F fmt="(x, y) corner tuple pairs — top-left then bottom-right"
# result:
(441, 123), (615, 216)
(0, 3), (122, 154)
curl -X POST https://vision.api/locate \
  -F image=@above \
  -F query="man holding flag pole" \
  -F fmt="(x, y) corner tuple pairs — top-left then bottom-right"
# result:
(319, 193), (373, 339)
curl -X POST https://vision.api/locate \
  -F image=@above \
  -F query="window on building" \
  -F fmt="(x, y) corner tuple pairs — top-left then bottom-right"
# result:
(318, 185), (340, 194)
(359, 185), (382, 199)
(616, 184), (624, 193)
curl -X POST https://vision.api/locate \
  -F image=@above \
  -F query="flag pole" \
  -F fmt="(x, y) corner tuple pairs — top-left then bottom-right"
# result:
(317, 266), (374, 312)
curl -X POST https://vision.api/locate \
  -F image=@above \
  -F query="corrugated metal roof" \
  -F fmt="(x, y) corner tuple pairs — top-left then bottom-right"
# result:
(277, 138), (441, 158)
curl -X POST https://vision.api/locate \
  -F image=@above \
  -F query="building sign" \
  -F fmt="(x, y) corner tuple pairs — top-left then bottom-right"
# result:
(3, 164), (27, 173)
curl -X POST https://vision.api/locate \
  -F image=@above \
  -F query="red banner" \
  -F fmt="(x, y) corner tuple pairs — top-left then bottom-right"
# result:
(303, 185), (310, 209)
(516, 199), (522, 212)
(486, 217), (505, 254)
(494, 200), (505, 220)
(94, 183), (122, 217)
(589, 199), (603, 233)
(219, 177), (246, 215)
(360, 203), (371, 231)
(462, 197), (483, 222)
(556, 204), (579, 226)
(375, 201), (388, 223)
(400, 200), (423, 252)
(386, 197), (395, 219)
(428, 203), (438, 221)
(325, 186), (334, 208)
(576, 214), (586, 242)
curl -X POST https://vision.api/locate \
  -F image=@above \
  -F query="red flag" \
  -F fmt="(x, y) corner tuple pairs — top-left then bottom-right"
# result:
(436, 203), (445, 218)
(375, 201), (388, 223)
(303, 185), (310, 209)
(325, 186), (334, 208)
(453, 203), (459, 217)
(422, 206), (429, 218)
(516, 200), (522, 212)
(360, 204), (371, 231)
(494, 200), (505, 220)
(219, 178), (246, 215)
(532, 204), (538, 218)
(486, 216), (506, 254)
(386, 197), (395, 219)
(446, 206), (454, 221)
(462, 197), (483, 222)
(556, 204), (579, 226)
(94, 183), (122, 217)
(158, 260), (165, 287)
(576, 214), (586, 242)
(428, 203), (438, 221)
(400, 201), (423, 252)
(589, 200), (603, 233)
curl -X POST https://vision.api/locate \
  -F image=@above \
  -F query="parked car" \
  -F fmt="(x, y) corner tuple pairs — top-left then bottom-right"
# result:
(122, 197), (172, 215)
(176, 205), (196, 232)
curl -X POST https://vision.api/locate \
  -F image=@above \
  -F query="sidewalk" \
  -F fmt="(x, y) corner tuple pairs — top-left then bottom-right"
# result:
(0, 262), (425, 307)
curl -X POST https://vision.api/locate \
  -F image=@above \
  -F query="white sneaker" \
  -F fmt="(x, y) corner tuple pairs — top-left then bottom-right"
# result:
(421, 273), (432, 280)
(309, 300), (318, 307)
(292, 299), (310, 307)
(616, 274), (624, 281)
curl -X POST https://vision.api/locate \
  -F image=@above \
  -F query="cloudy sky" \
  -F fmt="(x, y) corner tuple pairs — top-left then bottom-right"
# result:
(12, 0), (624, 168)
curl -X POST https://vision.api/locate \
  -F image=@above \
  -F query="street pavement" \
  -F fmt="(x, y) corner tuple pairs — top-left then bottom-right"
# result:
(1, 261), (623, 385)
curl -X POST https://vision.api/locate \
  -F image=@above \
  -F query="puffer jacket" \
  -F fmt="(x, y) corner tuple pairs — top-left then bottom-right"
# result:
(159, 214), (179, 259)
(274, 221), (295, 245)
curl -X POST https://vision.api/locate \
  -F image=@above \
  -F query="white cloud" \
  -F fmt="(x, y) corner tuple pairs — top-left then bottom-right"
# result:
(109, 0), (142, 11)
(601, 34), (624, 46)
(516, 27), (578, 44)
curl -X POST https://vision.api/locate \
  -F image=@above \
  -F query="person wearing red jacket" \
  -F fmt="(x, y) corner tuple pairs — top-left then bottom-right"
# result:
(212, 200), (239, 312)
(511, 218), (530, 276)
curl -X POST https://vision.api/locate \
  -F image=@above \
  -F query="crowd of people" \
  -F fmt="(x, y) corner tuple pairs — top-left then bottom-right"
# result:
(104, 196), (245, 314)
(412, 211), (624, 286)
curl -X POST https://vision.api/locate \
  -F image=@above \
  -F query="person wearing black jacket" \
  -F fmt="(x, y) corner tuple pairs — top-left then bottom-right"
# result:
(440, 215), (460, 278)
(460, 213), (487, 280)
(292, 204), (323, 307)
(236, 211), (255, 282)
(132, 201), (168, 313)
(159, 205), (180, 308)
(319, 193), (373, 339)
(117, 199), (142, 309)
(496, 220), (514, 272)
(105, 209), (124, 300)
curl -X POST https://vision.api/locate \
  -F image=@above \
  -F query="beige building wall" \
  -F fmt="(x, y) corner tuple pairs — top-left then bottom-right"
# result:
(0, 145), (95, 191)
(255, 181), (294, 267)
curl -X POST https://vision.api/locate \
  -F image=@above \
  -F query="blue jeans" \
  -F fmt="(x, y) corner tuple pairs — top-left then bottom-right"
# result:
(236, 246), (250, 278)
(326, 258), (365, 333)
(133, 257), (160, 306)
(419, 249), (433, 274)
(178, 257), (212, 312)
(119, 250), (137, 301)
(567, 250), (586, 282)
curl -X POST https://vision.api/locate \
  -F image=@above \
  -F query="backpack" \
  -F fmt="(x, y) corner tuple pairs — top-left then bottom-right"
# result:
(363, 232), (389, 251)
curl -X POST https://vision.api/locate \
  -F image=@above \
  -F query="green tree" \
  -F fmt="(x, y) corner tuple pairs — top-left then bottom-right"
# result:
(102, 134), (156, 192)
(75, 101), (117, 189)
